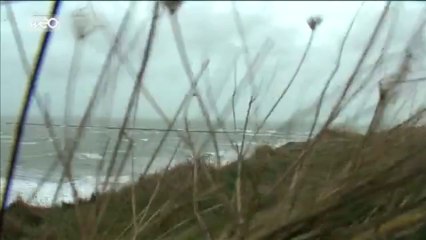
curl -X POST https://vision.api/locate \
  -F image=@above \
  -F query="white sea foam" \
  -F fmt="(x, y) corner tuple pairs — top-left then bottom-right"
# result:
(21, 141), (39, 145)
(20, 152), (55, 159)
(77, 152), (103, 160)
(184, 148), (250, 167)
(272, 139), (290, 149)
(0, 137), (41, 145)
(0, 135), (12, 140)
(45, 137), (60, 142)
(1, 175), (133, 207)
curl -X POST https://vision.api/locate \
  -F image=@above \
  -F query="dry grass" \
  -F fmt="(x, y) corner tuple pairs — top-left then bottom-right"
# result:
(3, 126), (426, 239)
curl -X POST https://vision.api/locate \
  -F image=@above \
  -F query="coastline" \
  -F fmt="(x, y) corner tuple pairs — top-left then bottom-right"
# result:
(3, 126), (426, 239)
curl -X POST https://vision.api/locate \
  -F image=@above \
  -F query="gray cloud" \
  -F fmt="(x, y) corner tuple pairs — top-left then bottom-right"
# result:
(1, 1), (425, 128)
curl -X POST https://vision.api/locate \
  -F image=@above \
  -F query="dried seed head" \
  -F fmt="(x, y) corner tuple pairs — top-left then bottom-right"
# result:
(71, 4), (105, 40)
(161, 1), (183, 15)
(307, 15), (323, 31)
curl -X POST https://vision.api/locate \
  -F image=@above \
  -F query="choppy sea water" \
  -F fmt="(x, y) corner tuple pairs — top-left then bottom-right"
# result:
(0, 123), (308, 207)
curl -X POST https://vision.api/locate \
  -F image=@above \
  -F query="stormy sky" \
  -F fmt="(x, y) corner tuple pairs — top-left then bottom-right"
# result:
(1, 1), (425, 128)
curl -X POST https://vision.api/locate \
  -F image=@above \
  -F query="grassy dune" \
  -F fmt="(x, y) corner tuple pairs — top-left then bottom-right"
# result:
(3, 126), (426, 240)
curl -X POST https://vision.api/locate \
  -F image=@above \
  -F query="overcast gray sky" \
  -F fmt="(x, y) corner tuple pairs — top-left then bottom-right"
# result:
(1, 1), (425, 127)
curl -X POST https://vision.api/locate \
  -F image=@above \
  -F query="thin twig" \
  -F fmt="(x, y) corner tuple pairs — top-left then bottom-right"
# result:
(235, 96), (256, 240)
(307, 4), (363, 140)
(0, 1), (62, 232)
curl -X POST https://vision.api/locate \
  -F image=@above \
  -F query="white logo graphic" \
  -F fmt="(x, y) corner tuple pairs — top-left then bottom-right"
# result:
(31, 15), (60, 31)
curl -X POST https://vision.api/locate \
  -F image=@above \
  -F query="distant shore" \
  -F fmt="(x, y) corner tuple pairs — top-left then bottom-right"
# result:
(3, 126), (426, 240)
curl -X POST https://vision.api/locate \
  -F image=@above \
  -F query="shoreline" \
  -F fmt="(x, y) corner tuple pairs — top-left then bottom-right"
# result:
(3, 126), (426, 239)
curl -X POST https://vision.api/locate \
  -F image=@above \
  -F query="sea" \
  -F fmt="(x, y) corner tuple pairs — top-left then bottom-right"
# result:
(0, 121), (309, 207)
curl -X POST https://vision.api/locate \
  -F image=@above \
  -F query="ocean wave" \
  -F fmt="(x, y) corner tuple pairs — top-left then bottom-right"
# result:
(44, 137), (60, 142)
(1, 174), (133, 207)
(89, 129), (107, 134)
(0, 135), (12, 140)
(0, 137), (41, 146)
(20, 152), (56, 159)
(272, 139), (290, 148)
(184, 149), (247, 166)
(77, 153), (103, 160)
(21, 141), (39, 145)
